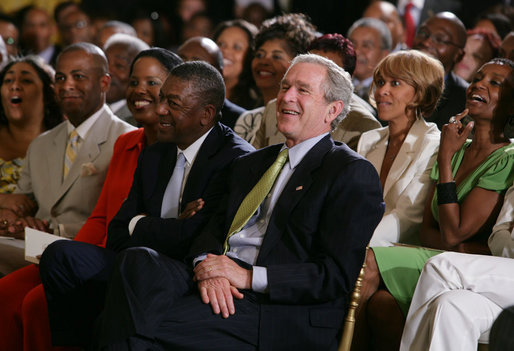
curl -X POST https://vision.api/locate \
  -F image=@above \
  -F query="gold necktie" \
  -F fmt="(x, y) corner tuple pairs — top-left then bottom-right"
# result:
(223, 149), (289, 254)
(63, 130), (79, 179)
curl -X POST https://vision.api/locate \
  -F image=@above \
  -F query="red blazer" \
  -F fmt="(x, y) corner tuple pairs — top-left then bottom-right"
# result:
(74, 128), (145, 246)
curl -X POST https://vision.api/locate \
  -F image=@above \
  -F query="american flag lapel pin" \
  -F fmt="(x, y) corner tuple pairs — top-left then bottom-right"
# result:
(296, 185), (303, 191)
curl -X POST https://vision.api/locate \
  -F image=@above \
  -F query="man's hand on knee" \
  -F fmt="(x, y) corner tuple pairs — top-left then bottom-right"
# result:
(198, 277), (244, 318)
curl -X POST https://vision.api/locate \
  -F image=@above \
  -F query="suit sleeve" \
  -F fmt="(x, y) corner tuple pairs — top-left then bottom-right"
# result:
(266, 159), (384, 304)
(106, 151), (146, 252)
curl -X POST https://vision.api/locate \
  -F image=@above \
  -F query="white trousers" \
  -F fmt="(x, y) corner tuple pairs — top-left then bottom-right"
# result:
(400, 252), (514, 351)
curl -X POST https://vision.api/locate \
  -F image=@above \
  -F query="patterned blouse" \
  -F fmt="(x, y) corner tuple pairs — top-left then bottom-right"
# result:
(0, 158), (24, 194)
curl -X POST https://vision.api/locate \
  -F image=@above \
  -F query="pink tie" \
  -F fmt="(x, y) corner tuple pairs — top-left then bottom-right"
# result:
(404, 2), (416, 48)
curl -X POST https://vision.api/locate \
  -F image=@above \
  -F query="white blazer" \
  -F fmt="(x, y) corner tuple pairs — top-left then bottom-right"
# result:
(357, 118), (440, 246)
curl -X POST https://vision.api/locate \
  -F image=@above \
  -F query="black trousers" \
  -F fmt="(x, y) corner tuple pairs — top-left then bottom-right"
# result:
(95, 247), (260, 351)
(39, 240), (117, 346)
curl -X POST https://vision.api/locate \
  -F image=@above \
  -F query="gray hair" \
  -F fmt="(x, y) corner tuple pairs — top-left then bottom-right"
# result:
(101, 20), (136, 36)
(287, 53), (354, 130)
(347, 17), (393, 51)
(103, 33), (149, 52)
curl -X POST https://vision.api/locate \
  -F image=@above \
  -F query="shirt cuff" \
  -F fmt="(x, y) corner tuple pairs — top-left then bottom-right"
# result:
(128, 215), (146, 235)
(252, 266), (268, 293)
(193, 254), (207, 267)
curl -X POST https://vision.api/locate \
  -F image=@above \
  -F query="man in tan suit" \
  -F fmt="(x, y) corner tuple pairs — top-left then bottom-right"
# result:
(0, 42), (135, 275)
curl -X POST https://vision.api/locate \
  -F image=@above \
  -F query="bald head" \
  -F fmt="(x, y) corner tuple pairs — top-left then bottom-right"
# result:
(412, 12), (466, 74)
(433, 12), (467, 48)
(177, 36), (224, 73)
(59, 42), (108, 74)
(363, 1), (405, 49)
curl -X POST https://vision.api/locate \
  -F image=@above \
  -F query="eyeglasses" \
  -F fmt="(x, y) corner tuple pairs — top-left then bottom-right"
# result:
(415, 28), (462, 48)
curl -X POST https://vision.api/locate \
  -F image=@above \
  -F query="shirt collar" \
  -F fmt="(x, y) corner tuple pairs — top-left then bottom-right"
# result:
(282, 132), (329, 170)
(177, 126), (214, 165)
(397, 0), (424, 12)
(109, 99), (126, 114)
(66, 104), (107, 139)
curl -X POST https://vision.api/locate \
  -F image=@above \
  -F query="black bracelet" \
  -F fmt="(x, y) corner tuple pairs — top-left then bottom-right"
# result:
(437, 182), (458, 205)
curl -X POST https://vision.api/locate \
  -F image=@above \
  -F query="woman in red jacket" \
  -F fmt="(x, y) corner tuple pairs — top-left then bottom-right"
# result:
(0, 48), (182, 351)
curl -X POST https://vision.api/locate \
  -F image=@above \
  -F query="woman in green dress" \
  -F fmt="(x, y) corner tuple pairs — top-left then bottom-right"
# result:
(354, 58), (514, 351)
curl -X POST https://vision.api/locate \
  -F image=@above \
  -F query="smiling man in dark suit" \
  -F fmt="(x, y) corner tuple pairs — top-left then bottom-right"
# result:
(96, 54), (384, 351)
(39, 61), (254, 347)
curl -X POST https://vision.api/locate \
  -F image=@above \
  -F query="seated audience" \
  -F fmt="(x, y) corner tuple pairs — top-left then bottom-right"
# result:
(499, 31), (514, 60)
(103, 33), (149, 125)
(363, 1), (408, 52)
(20, 7), (59, 67)
(474, 12), (512, 40)
(0, 48), (182, 351)
(0, 14), (20, 57)
(39, 61), (254, 347)
(400, 72), (514, 351)
(176, 36), (246, 129)
(95, 20), (136, 49)
(0, 56), (61, 206)
(213, 19), (259, 110)
(357, 50), (443, 246)
(413, 12), (468, 130)
(309, 33), (381, 149)
(234, 13), (317, 143)
(249, 35), (381, 150)
(57, 7), (94, 46)
(354, 58), (514, 351)
(93, 53), (384, 351)
(347, 17), (392, 103)
(0, 43), (135, 276)
(454, 29), (501, 82)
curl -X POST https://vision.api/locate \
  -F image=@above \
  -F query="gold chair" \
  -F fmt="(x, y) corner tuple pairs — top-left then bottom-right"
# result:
(338, 247), (368, 351)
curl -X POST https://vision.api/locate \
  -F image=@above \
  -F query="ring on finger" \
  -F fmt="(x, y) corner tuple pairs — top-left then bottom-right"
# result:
(449, 116), (458, 124)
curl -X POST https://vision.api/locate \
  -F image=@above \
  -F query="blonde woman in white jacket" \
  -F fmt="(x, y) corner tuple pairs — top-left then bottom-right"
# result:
(357, 50), (444, 246)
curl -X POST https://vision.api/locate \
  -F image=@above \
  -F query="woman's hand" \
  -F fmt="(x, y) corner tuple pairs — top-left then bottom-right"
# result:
(0, 193), (36, 217)
(0, 208), (22, 238)
(439, 109), (474, 161)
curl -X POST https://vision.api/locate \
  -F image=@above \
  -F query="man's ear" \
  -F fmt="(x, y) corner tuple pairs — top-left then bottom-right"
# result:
(454, 48), (464, 66)
(201, 104), (217, 126)
(100, 73), (111, 93)
(325, 100), (344, 125)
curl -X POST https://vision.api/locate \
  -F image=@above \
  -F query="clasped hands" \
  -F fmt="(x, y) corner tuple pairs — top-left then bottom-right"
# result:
(0, 209), (50, 240)
(193, 253), (252, 318)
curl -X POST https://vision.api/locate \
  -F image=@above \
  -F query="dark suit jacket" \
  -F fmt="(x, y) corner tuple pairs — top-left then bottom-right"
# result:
(427, 72), (469, 130)
(189, 136), (385, 350)
(106, 122), (254, 258)
(221, 98), (246, 129)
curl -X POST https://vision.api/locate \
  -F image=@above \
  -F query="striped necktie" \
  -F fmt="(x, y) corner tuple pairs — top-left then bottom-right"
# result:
(63, 130), (79, 179)
(223, 149), (289, 254)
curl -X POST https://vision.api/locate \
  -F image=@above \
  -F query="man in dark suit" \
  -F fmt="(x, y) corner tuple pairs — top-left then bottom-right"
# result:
(95, 54), (385, 351)
(39, 61), (254, 347)
(177, 36), (247, 129)
(412, 12), (469, 130)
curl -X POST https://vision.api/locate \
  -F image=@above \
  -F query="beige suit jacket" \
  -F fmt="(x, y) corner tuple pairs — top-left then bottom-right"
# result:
(357, 118), (440, 246)
(251, 95), (381, 150)
(15, 105), (135, 238)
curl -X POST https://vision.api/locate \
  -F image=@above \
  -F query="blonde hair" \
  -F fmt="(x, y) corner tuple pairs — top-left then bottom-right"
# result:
(370, 50), (444, 117)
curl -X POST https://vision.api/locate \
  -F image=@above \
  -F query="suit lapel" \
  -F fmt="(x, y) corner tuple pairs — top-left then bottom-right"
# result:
(363, 129), (388, 175)
(383, 119), (423, 196)
(47, 123), (68, 202)
(181, 124), (223, 207)
(258, 136), (333, 262)
(56, 109), (110, 202)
